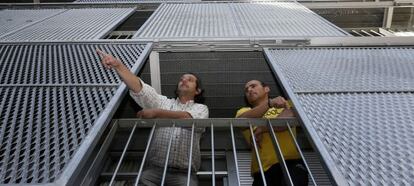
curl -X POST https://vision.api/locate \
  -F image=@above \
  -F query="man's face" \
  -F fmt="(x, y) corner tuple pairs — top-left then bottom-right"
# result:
(244, 80), (269, 104)
(177, 74), (199, 96)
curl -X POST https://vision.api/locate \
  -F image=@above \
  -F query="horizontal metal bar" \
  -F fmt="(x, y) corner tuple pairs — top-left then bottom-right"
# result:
(302, 1), (394, 8)
(1, 36), (411, 46)
(0, 2), (159, 11)
(0, 39), (150, 45)
(295, 90), (414, 94)
(117, 118), (300, 128)
(108, 151), (227, 157)
(1, 37), (414, 53)
(197, 171), (227, 175)
(137, 37), (414, 52)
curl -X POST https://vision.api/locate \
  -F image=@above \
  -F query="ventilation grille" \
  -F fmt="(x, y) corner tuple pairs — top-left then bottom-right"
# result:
(264, 47), (414, 185)
(0, 8), (135, 41)
(266, 47), (414, 92)
(0, 9), (65, 37)
(133, 2), (348, 40)
(0, 42), (151, 184)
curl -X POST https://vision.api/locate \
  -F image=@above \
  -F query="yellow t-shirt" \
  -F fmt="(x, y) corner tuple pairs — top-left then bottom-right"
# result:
(236, 107), (300, 175)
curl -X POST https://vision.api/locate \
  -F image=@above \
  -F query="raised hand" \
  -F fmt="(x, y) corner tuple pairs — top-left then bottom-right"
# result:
(269, 96), (288, 108)
(96, 49), (123, 70)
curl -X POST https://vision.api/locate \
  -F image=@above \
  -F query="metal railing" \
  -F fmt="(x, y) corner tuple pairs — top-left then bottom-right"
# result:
(83, 118), (323, 186)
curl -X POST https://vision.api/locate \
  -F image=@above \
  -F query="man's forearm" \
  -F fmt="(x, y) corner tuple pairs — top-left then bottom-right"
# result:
(115, 65), (142, 93)
(237, 101), (268, 118)
(155, 109), (192, 119)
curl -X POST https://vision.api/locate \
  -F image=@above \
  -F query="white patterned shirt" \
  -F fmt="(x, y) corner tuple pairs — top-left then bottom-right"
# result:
(130, 80), (209, 171)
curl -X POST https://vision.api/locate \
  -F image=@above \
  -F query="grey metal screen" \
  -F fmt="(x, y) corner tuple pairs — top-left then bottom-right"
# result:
(0, 42), (152, 185)
(0, 9), (65, 38)
(264, 47), (414, 185)
(0, 8), (135, 41)
(133, 2), (348, 40)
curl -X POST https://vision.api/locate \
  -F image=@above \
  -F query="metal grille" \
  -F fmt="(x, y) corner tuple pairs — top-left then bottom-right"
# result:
(0, 8), (135, 41)
(297, 92), (414, 185)
(0, 86), (116, 183)
(264, 47), (414, 185)
(133, 2), (348, 40)
(0, 9), (65, 37)
(0, 42), (152, 184)
(0, 43), (145, 84)
(265, 47), (414, 92)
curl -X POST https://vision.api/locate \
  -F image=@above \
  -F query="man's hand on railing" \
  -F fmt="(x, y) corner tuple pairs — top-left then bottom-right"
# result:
(136, 109), (159, 119)
(136, 109), (192, 119)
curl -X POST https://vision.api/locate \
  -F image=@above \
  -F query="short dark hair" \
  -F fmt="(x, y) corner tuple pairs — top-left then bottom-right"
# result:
(244, 80), (268, 107)
(175, 72), (205, 104)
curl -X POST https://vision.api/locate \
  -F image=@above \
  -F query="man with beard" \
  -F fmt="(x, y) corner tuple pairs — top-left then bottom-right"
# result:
(98, 50), (208, 186)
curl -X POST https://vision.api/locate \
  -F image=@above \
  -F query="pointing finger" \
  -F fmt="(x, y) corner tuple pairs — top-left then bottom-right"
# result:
(96, 49), (107, 58)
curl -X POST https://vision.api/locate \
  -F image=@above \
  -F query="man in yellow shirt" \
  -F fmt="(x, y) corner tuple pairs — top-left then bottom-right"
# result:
(236, 80), (308, 186)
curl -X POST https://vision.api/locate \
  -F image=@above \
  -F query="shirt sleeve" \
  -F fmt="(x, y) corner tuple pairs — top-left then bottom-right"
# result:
(129, 80), (168, 109)
(187, 104), (209, 119)
(186, 104), (209, 133)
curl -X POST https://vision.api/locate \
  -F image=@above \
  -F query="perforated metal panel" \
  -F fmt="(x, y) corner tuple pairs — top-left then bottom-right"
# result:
(0, 43), (144, 84)
(265, 47), (414, 92)
(0, 42), (152, 184)
(297, 92), (414, 185)
(133, 2), (348, 40)
(0, 86), (117, 184)
(264, 47), (414, 185)
(0, 9), (65, 37)
(0, 8), (135, 41)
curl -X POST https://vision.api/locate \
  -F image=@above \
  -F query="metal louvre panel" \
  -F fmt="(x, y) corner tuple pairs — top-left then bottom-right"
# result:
(236, 152), (253, 186)
(136, 3), (239, 38)
(297, 92), (414, 185)
(0, 9), (65, 37)
(0, 86), (116, 184)
(230, 3), (345, 37)
(0, 42), (152, 184)
(0, 43), (145, 84)
(264, 47), (414, 185)
(0, 8), (135, 41)
(133, 2), (348, 40)
(266, 47), (414, 92)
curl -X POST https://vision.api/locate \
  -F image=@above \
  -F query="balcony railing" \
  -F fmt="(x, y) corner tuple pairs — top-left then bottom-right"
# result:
(80, 119), (328, 186)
